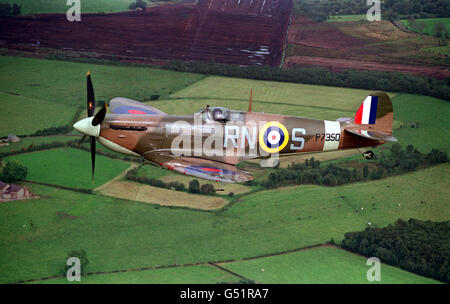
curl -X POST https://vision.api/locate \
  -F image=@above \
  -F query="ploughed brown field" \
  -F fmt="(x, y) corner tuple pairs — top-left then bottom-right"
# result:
(285, 17), (450, 79)
(0, 0), (293, 66)
(284, 56), (450, 79)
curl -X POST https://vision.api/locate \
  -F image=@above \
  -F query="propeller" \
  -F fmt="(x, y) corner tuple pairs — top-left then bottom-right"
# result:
(87, 71), (96, 181)
(85, 71), (107, 182)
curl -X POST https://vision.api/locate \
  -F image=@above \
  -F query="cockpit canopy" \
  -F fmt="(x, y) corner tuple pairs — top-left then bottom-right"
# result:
(196, 106), (232, 123)
(210, 107), (230, 123)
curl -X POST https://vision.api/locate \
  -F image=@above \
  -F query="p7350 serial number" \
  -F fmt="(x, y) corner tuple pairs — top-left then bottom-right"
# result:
(315, 133), (340, 141)
(224, 288), (269, 299)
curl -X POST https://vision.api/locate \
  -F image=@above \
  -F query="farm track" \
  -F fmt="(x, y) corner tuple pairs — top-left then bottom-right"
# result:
(0, 0), (293, 67)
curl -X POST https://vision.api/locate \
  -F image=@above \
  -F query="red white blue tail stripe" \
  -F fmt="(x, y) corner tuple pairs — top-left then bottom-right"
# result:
(354, 96), (378, 124)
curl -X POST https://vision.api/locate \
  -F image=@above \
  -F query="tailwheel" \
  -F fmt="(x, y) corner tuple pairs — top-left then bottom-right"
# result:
(363, 151), (374, 160)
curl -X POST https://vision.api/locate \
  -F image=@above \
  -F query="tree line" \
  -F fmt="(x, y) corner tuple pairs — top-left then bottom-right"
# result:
(0, 3), (21, 16)
(261, 144), (448, 189)
(167, 60), (450, 101)
(341, 218), (450, 283)
(125, 166), (217, 195)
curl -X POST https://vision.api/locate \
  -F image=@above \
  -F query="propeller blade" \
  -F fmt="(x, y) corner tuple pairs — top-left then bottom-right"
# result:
(92, 103), (107, 126)
(87, 71), (95, 117)
(90, 136), (96, 181)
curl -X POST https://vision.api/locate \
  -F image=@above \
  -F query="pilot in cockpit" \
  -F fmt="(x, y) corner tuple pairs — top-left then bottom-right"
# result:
(198, 105), (231, 123)
(211, 107), (230, 123)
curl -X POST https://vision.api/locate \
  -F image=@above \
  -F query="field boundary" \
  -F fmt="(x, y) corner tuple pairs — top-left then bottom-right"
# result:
(94, 164), (138, 192)
(12, 243), (327, 284)
(209, 263), (250, 281)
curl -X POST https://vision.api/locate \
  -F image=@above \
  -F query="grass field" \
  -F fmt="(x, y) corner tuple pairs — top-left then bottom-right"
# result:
(0, 164), (447, 283)
(327, 14), (367, 22)
(0, 55), (203, 137)
(0, 135), (77, 153)
(29, 265), (240, 284)
(400, 17), (450, 37)
(165, 76), (375, 120)
(0, 92), (77, 137)
(3, 148), (131, 189)
(4, 0), (185, 15)
(0, 56), (203, 107)
(424, 45), (450, 56)
(3, 0), (135, 15)
(391, 94), (450, 152)
(222, 246), (439, 284)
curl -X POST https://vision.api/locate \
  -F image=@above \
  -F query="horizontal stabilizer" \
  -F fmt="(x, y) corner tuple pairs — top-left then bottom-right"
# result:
(345, 128), (398, 142)
(110, 97), (166, 115)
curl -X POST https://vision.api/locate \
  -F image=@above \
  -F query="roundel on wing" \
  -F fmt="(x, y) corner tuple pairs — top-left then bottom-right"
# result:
(259, 122), (289, 153)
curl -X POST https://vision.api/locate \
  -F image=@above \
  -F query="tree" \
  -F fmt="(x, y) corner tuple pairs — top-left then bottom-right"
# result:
(129, 0), (147, 10)
(391, 143), (402, 155)
(200, 183), (215, 194)
(1, 160), (27, 183)
(0, 3), (11, 16)
(65, 250), (89, 275)
(363, 165), (369, 179)
(11, 3), (21, 16)
(188, 179), (200, 193)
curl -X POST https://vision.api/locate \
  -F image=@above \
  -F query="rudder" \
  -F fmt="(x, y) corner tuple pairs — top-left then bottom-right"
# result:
(353, 92), (393, 134)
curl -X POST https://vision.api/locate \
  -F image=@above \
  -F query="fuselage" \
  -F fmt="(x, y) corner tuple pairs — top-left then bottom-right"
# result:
(96, 111), (383, 165)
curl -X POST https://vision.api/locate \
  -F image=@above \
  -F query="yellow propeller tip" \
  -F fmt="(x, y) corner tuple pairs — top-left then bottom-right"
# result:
(87, 71), (91, 76)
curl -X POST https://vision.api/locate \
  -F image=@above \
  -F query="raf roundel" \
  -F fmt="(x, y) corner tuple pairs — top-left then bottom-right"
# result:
(259, 122), (290, 153)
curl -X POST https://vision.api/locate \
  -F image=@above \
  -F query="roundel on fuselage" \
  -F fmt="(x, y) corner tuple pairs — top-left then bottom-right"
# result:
(259, 121), (289, 153)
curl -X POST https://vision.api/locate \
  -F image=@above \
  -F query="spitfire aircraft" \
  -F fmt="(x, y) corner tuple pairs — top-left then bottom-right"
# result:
(74, 73), (397, 183)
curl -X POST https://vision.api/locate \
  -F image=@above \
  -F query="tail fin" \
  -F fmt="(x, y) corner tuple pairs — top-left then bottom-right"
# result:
(353, 92), (393, 134)
(344, 92), (397, 142)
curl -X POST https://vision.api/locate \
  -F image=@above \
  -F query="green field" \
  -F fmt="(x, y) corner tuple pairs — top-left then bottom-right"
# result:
(400, 17), (450, 36)
(0, 56), (203, 107)
(0, 136), (77, 154)
(29, 265), (240, 284)
(0, 92), (77, 137)
(3, 148), (131, 189)
(163, 76), (375, 120)
(222, 246), (438, 284)
(328, 14), (367, 22)
(2, 0), (135, 15)
(0, 55), (203, 136)
(0, 164), (447, 283)
(391, 94), (450, 152)
(424, 45), (450, 56)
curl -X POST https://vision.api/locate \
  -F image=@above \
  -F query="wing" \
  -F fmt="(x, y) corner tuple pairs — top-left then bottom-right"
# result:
(109, 97), (167, 115)
(345, 128), (398, 142)
(143, 151), (253, 183)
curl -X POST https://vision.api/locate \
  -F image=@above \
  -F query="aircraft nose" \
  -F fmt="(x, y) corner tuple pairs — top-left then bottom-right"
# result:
(73, 117), (100, 137)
